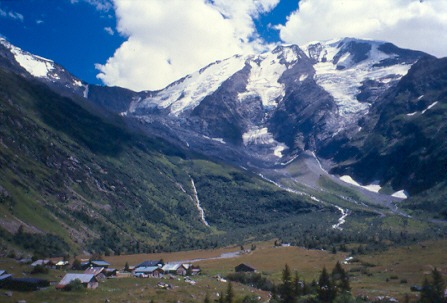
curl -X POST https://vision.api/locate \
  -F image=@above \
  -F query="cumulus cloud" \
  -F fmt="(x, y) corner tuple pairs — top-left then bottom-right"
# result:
(96, 0), (279, 91)
(277, 0), (447, 58)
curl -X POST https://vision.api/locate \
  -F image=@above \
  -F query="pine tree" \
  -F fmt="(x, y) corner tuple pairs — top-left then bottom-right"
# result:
(420, 276), (432, 303)
(280, 264), (295, 303)
(293, 271), (302, 298)
(332, 261), (350, 293)
(431, 268), (446, 303)
(419, 268), (446, 303)
(318, 267), (336, 302)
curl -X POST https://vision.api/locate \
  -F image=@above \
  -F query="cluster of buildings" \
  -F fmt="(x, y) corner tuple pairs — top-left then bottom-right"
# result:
(0, 258), (202, 291)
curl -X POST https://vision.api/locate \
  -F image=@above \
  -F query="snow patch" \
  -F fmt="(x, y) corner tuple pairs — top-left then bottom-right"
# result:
(421, 101), (438, 114)
(136, 55), (246, 116)
(299, 74), (308, 82)
(273, 144), (287, 158)
(211, 138), (226, 144)
(303, 40), (412, 119)
(242, 127), (275, 145)
(8, 43), (55, 78)
(239, 52), (288, 108)
(73, 79), (83, 87)
(339, 175), (381, 193)
(392, 190), (409, 199)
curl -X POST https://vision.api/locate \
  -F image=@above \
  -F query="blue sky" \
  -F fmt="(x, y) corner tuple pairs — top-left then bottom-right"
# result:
(1, 0), (446, 91)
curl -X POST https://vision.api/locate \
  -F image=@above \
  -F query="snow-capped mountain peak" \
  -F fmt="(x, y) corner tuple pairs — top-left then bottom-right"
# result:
(0, 38), (58, 80)
(131, 44), (308, 117)
(0, 38), (88, 98)
(301, 38), (422, 119)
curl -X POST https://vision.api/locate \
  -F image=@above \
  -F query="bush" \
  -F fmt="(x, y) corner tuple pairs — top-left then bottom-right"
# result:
(63, 279), (84, 292)
(31, 264), (49, 275)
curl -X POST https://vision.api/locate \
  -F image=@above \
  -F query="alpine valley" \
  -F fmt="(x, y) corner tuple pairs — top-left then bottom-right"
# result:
(0, 36), (446, 257)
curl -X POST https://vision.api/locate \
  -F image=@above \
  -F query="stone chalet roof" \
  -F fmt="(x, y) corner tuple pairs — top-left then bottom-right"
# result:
(58, 274), (96, 286)
(134, 266), (162, 273)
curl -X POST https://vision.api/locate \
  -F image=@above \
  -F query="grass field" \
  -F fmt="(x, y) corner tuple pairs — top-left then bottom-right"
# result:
(1, 239), (447, 302)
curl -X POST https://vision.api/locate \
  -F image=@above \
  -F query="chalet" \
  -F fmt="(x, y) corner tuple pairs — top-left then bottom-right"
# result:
(55, 260), (70, 269)
(162, 263), (183, 275)
(56, 273), (98, 289)
(135, 259), (164, 268)
(133, 266), (164, 278)
(31, 259), (55, 268)
(18, 258), (32, 264)
(190, 265), (202, 276)
(89, 260), (110, 268)
(235, 263), (256, 273)
(84, 267), (106, 281)
(0, 273), (12, 287)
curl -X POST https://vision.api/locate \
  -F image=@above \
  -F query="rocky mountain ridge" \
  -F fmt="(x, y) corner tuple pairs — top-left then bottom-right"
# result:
(1, 36), (446, 223)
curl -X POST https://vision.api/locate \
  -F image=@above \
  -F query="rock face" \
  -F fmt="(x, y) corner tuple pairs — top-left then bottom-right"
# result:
(117, 38), (426, 165)
(327, 56), (447, 196)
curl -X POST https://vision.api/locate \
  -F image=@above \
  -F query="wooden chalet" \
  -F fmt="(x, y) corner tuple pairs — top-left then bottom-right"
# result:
(133, 266), (164, 278)
(235, 263), (256, 273)
(56, 273), (98, 289)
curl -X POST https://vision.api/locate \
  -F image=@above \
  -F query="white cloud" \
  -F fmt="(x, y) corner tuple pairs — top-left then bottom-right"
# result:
(0, 8), (24, 21)
(96, 0), (279, 91)
(70, 0), (113, 12)
(104, 26), (114, 35)
(277, 0), (447, 58)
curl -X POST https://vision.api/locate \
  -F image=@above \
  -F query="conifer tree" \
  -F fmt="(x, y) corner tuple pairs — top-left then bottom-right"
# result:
(332, 261), (350, 293)
(293, 271), (302, 298)
(280, 264), (295, 303)
(318, 267), (336, 302)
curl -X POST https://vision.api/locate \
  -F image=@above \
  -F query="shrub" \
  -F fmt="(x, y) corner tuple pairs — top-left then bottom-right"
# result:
(63, 279), (84, 292)
(31, 264), (49, 274)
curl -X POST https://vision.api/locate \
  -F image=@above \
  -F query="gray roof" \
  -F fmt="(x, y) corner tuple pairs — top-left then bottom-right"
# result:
(0, 274), (12, 281)
(84, 267), (104, 276)
(136, 260), (163, 268)
(58, 274), (96, 286)
(31, 259), (51, 267)
(90, 260), (110, 267)
(0, 270), (6, 276)
(134, 266), (161, 273)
